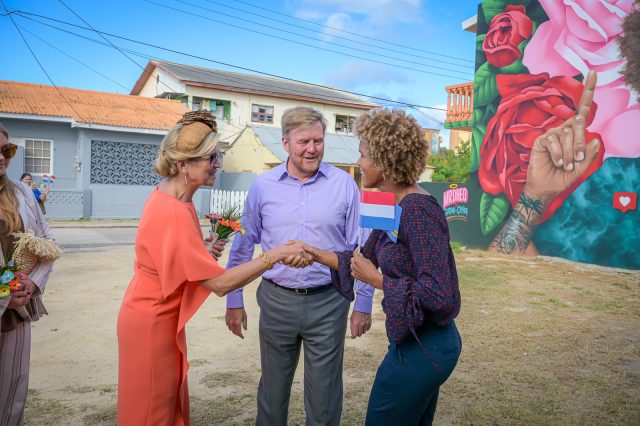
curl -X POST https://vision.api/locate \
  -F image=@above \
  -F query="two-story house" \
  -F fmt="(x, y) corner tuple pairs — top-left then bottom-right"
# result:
(131, 60), (379, 189)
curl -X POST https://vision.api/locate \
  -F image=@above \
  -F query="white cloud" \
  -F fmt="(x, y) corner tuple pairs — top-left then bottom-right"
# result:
(324, 61), (409, 89)
(299, 0), (423, 26)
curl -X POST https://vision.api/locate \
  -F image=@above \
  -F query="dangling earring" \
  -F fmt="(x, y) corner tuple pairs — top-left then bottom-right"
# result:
(183, 168), (189, 185)
(382, 172), (386, 181)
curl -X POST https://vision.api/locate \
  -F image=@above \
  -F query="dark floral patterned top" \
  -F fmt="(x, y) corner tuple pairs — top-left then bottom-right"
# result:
(331, 193), (461, 345)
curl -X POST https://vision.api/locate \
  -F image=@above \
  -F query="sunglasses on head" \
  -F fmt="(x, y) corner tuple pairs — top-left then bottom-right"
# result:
(0, 143), (17, 159)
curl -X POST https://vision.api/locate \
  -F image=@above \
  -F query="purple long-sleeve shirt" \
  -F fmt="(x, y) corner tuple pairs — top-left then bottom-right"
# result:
(226, 161), (374, 313)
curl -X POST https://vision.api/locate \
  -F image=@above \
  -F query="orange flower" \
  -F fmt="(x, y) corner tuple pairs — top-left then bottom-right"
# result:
(230, 221), (241, 231)
(9, 280), (22, 292)
(220, 218), (230, 227)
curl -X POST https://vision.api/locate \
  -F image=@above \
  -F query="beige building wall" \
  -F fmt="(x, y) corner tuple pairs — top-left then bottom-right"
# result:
(449, 129), (472, 153)
(139, 68), (371, 144)
(223, 129), (281, 175)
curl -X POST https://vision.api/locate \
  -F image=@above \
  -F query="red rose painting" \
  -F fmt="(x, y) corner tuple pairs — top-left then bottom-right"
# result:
(478, 72), (604, 220)
(482, 5), (533, 68)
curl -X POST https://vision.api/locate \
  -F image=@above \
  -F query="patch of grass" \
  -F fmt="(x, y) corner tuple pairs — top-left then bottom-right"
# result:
(450, 241), (465, 253)
(25, 392), (75, 425)
(82, 406), (117, 425)
(584, 300), (620, 312)
(548, 298), (568, 307)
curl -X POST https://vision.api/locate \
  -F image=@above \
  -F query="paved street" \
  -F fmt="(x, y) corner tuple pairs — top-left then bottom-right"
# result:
(52, 227), (138, 252)
(51, 224), (210, 252)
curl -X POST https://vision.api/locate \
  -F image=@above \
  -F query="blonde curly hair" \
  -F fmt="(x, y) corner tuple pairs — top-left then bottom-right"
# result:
(355, 109), (427, 186)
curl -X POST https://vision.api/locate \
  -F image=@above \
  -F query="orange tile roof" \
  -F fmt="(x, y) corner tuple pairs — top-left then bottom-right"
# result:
(0, 80), (188, 131)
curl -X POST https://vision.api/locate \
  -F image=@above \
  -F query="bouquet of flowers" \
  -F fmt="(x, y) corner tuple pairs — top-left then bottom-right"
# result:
(0, 260), (31, 321)
(205, 204), (245, 248)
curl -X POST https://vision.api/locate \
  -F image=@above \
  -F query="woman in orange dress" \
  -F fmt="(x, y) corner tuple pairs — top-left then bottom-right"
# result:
(117, 111), (309, 426)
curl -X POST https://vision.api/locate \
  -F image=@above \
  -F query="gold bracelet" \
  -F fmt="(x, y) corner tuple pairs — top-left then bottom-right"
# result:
(260, 253), (274, 270)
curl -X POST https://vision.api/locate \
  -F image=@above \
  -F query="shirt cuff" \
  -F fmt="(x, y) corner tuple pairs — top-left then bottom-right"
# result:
(226, 288), (244, 308)
(353, 280), (374, 314)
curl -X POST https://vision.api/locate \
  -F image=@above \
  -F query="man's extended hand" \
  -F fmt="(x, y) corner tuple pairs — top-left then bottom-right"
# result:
(225, 307), (248, 339)
(350, 310), (372, 339)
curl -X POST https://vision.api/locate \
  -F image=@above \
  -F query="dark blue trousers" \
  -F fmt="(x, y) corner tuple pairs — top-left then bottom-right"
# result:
(365, 321), (461, 426)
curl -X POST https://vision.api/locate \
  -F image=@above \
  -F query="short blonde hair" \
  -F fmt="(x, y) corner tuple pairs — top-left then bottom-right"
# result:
(154, 122), (219, 177)
(281, 107), (326, 139)
(355, 109), (427, 186)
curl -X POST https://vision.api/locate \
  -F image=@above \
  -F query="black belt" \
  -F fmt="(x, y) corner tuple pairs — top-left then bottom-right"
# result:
(264, 278), (332, 295)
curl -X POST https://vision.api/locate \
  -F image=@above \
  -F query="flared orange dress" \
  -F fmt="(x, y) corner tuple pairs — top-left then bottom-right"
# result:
(117, 188), (224, 426)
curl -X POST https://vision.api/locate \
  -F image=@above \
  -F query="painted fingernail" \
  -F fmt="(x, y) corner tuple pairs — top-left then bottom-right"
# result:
(576, 151), (584, 161)
(575, 115), (585, 122)
(566, 162), (574, 171)
(564, 127), (570, 133)
(548, 135), (556, 142)
(557, 158), (564, 166)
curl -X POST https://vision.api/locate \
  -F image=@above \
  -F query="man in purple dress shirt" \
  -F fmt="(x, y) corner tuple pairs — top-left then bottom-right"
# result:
(225, 107), (374, 426)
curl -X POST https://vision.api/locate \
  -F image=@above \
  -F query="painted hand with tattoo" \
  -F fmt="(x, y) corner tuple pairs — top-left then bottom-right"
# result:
(490, 71), (601, 255)
(523, 70), (600, 203)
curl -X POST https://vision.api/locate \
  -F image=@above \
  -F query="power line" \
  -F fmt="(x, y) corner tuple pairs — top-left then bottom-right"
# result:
(197, 0), (473, 69)
(17, 24), (131, 92)
(9, 10), (449, 111)
(14, 17), (374, 114)
(57, 0), (181, 96)
(142, 0), (471, 80)
(0, 0), (91, 125)
(166, 0), (472, 72)
(228, 0), (475, 64)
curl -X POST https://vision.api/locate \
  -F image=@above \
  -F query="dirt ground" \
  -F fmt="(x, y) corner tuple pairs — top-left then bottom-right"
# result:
(24, 247), (640, 425)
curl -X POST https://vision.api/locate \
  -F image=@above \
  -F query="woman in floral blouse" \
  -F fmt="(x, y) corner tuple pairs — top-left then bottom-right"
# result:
(303, 109), (461, 425)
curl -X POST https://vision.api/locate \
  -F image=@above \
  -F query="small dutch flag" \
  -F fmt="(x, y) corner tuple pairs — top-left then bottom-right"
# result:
(360, 191), (402, 244)
(360, 191), (396, 230)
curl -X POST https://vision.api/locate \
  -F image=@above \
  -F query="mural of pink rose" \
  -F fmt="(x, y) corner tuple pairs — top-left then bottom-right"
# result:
(482, 5), (533, 68)
(590, 86), (640, 158)
(523, 0), (635, 87)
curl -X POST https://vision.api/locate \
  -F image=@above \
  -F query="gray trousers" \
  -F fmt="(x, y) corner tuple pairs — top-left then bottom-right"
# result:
(256, 279), (350, 426)
(0, 322), (31, 426)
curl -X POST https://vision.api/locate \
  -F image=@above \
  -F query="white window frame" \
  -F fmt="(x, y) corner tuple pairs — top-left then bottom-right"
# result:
(11, 137), (54, 176)
(335, 114), (356, 135)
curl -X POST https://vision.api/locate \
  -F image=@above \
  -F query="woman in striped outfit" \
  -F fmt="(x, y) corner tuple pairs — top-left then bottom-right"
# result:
(0, 122), (54, 426)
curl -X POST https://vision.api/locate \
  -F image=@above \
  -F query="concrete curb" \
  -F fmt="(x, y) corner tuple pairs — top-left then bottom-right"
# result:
(48, 220), (210, 229)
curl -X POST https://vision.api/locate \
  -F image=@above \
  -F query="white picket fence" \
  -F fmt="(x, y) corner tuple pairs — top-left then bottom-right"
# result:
(209, 189), (248, 215)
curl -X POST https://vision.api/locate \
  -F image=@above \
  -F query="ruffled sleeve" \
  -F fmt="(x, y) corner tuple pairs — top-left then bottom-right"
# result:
(144, 199), (225, 298)
(329, 230), (380, 302)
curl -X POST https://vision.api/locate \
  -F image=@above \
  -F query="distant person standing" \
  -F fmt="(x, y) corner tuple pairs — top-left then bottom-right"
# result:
(19, 173), (47, 214)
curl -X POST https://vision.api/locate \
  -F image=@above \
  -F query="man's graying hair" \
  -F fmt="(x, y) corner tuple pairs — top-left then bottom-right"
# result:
(281, 107), (327, 139)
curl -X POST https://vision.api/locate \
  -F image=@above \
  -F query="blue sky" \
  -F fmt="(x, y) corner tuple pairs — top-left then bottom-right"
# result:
(1, 0), (481, 133)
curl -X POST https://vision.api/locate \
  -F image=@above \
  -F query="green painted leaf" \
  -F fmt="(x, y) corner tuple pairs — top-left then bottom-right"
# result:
(482, 102), (498, 124)
(528, 1), (550, 24)
(481, 0), (506, 23)
(476, 34), (486, 52)
(480, 192), (510, 235)
(470, 123), (486, 173)
(474, 62), (499, 106)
